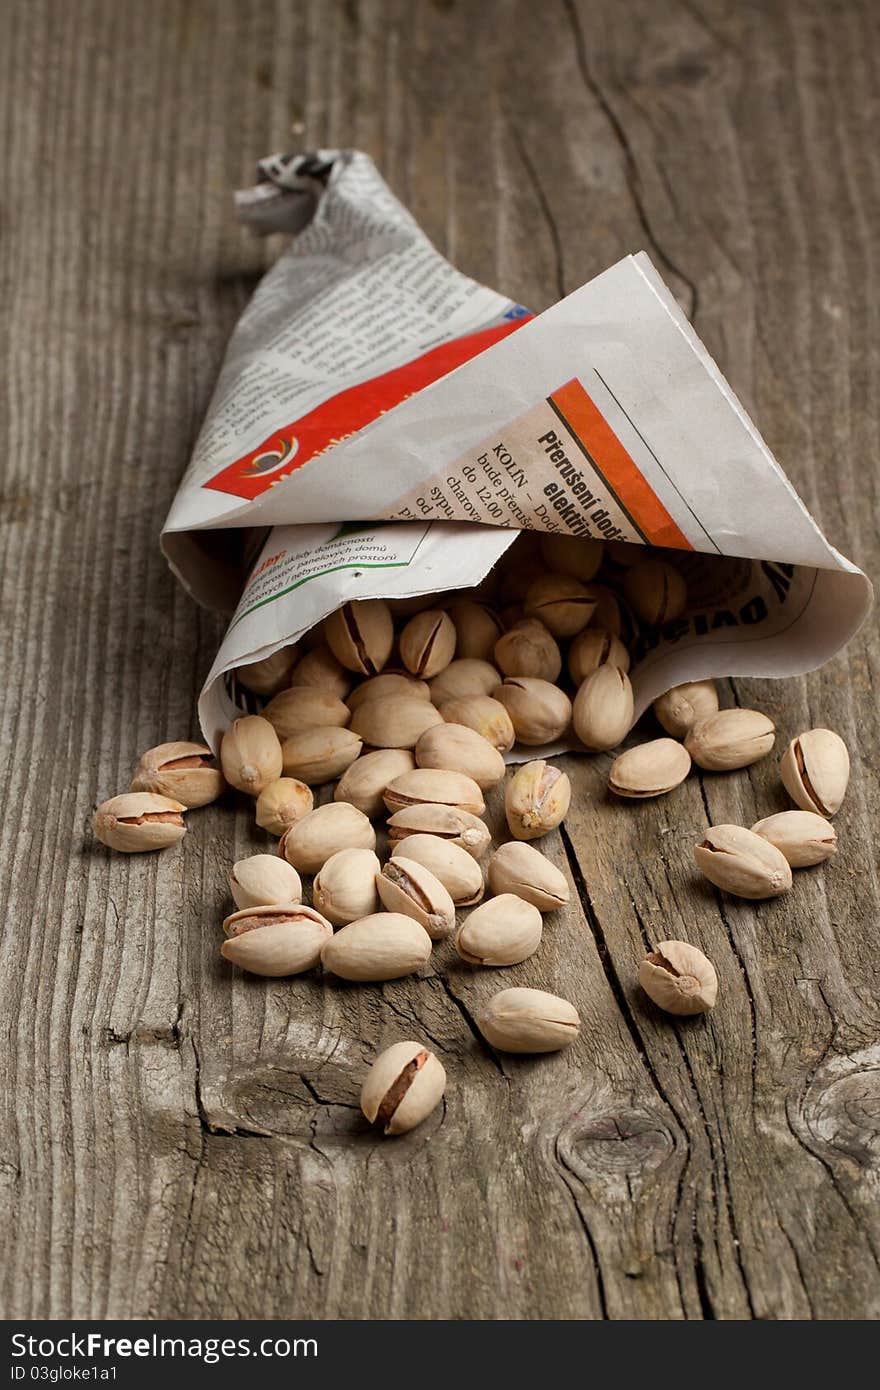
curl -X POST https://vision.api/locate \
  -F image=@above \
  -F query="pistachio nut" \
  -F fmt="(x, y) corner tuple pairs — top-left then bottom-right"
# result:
(323, 598), (394, 674)
(505, 760), (571, 840)
(414, 723), (505, 790)
(361, 1041), (447, 1136)
(494, 619), (562, 682)
(539, 534), (603, 582)
(653, 680), (719, 738)
(779, 728), (850, 817)
(386, 806), (491, 860)
(229, 853), (302, 909)
(454, 894), (543, 967)
(623, 558), (688, 625)
(334, 748), (416, 818)
(261, 687), (351, 741)
(693, 824), (792, 899)
(429, 658), (501, 703)
(376, 856), (456, 939)
(492, 677), (572, 746)
(346, 672), (430, 711)
(130, 740), (225, 808)
(383, 768), (485, 817)
(572, 665), (634, 751)
(220, 903), (332, 977)
(399, 609), (457, 678)
(349, 694), (444, 749)
(235, 645), (298, 697)
(499, 602), (525, 630)
(486, 841), (570, 911)
(590, 584), (628, 638)
(93, 792), (186, 853)
(567, 629), (630, 685)
(288, 645), (352, 699)
(605, 539), (642, 568)
(320, 912), (433, 981)
(280, 726), (363, 785)
(278, 802), (376, 874)
(685, 708), (775, 771)
(638, 940), (718, 1016)
(391, 833), (485, 904)
(750, 810), (837, 867)
(477, 987), (581, 1054)
(312, 847), (381, 925)
(608, 738), (692, 799)
(446, 600), (504, 662)
(436, 694), (515, 753)
(523, 572), (597, 638)
(220, 715), (283, 796)
(254, 777), (314, 835)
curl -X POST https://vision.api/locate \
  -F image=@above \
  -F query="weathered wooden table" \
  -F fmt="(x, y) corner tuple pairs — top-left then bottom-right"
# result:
(3, 0), (878, 1320)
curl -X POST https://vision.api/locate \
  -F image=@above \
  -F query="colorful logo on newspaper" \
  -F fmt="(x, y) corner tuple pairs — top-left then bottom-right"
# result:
(203, 315), (533, 501)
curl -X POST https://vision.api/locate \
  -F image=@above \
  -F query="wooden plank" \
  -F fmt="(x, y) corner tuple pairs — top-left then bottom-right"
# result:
(0, 0), (878, 1320)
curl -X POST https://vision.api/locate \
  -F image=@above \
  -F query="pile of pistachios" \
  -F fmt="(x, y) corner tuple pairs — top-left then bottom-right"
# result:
(91, 533), (851, 1137)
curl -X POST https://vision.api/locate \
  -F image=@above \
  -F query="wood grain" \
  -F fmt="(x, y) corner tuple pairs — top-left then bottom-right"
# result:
(1, 0), (879, 1319)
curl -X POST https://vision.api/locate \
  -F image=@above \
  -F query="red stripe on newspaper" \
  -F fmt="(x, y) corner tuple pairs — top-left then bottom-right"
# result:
(204, 316), (533, 501)
(550, 378), (693, 550)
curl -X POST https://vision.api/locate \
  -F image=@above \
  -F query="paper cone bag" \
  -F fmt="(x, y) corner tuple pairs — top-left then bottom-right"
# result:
(160, 150), (872, 749)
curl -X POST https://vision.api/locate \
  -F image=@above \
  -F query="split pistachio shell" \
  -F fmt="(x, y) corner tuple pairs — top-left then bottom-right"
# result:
(414, 723), (505, 790)
(377, 856), (456, 939)
(321, 912), (433, 982)
(288, 645), (352, 699)
(590, 584), (628, 638)
(280, 726), (363, 785)
(685, 709), (775, 771)
(750, 810), (838, 867)
(235, 646), (298, 697)
(494, 619), (562, 682)
(323, 598), (394, 675)
(383, 768), (485, 816)
(477, 987), (581, 1054)
(130, 741), (224, 808)
(653, 680), (719, 738)
(779, 728), (850, 816)
(437, 694), (515, 753)
(254, 777), (314, 835)
(312, 847), (381, 925)
(567, 629), (630, 685)
(492, 677), (572, 746)
(399, 609), (457, 678)
(572, 665), (634, 751)
(346, 672), (430, 710)
(278, 802), (376, 874)
(539, 534), (604, 582)
(229, 854), (302, 909)
(505, 760), (571, 841)
(638, 941), (718, 1016)
(523, 573), (597, 638)
(608, 739), (692, 798)
(93, 792), (186, 853)
(220, 903), (332, 977)
(693, 824), (792, 899)
(334, 748), (416, 818)
(349, 694), (444, 749)
(386, 806), (491, 859)
(623, 558), (688, 624)
(446, 600), (504, 662)
(391, 832), (485, 905)
(454, 894), (543, 967)
(429, 658), (501, 702)
(220, 716), (283, 795)
(487, 842), (570, 911)
(261, 688), (351, 741)
(361, 1041), (447, 1135)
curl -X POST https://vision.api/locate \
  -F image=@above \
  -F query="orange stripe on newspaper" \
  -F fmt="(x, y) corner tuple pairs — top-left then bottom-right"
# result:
(204, 314), (533, 502)
(550, 378), (693, 551)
